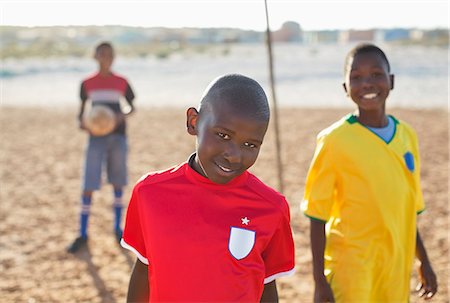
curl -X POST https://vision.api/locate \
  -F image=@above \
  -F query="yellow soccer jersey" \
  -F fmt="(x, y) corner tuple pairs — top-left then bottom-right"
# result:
(302, 114), (424, 302)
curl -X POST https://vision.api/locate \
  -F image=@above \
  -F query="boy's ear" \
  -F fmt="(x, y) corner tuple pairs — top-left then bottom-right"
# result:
(390, 74), (395, 90)
(186, 107), (199, 135)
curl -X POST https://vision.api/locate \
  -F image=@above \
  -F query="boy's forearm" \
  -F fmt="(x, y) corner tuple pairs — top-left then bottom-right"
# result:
(310, 219), (327, 283)
(416, 229), (430, 265)
(78, 99), (86, 121)
(127, 259), (150, 303)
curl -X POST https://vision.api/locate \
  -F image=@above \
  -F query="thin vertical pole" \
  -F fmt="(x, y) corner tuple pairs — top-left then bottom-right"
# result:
(264, 0), (284, 193)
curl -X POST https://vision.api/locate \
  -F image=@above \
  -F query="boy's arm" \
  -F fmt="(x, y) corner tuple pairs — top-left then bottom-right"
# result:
(415, 229), (437, 300)
(310, 219), (335, 303)
(260, 280), (278, 303)
(78, 83), (88, 129)
(116, 83), (135, 125)
(124, 83), (135, 115)
(127, 258), (150, 303)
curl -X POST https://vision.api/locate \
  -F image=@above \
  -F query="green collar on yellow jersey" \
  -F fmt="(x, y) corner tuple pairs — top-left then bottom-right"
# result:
(346, 114), (399, 125)
(346, 114), (399, 144)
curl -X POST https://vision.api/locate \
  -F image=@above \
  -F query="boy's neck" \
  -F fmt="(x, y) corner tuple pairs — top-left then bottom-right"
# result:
(98, 69), (112, 76)
(188, 153), (208, 179)
(356, 110), (388, 128)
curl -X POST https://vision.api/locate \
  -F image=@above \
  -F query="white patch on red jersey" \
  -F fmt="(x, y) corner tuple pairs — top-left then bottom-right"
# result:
(228, 227), (255, 260)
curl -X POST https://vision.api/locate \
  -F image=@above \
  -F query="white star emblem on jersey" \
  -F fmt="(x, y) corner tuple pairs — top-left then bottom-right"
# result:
(241, 217), (250, 225)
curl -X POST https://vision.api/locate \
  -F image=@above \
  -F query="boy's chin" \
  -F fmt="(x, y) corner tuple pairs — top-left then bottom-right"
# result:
(208, 169), (243, 185)
(354, 99), (386, 111)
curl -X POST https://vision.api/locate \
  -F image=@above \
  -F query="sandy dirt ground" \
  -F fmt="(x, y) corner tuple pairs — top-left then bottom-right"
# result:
(1, 107), (448, 302)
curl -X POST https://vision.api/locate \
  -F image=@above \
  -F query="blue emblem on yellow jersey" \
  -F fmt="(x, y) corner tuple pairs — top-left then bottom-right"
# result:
(403, 151), (415, 172)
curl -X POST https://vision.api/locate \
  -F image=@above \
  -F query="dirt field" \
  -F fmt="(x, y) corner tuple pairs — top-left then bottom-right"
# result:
(1, 107), (448, 302)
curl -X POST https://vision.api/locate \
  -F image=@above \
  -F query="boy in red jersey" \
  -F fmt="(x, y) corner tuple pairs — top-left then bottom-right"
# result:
(67, 42), (135, 253)
(121, 74), (295, 302)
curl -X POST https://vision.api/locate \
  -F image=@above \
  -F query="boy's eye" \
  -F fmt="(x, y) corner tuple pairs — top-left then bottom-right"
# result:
(371, 72), (382, 78)
(217, 132), (230, 140)
(243, 142), (257, 148)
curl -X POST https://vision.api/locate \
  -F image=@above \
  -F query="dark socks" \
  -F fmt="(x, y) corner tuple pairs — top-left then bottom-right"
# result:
(80, 195), (92, 239)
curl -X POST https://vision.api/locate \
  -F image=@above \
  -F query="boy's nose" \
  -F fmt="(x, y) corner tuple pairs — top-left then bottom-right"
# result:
(223, 143), (241, 163)
(361, 76), (375, 87)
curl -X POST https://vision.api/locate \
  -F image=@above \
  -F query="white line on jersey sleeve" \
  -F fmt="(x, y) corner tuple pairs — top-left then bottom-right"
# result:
(263, 267), (296, 284)
(120, 239), (149, 265)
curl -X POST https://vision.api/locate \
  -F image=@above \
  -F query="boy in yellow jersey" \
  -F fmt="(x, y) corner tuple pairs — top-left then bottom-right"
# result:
(301, 43), (437, 302)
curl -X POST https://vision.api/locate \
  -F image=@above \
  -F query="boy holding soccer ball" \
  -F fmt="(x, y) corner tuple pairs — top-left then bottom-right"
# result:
(67, 41), (135, 253)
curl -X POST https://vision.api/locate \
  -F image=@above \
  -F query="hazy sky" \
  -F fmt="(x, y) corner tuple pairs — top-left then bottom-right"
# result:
(1, 0), (448, 31)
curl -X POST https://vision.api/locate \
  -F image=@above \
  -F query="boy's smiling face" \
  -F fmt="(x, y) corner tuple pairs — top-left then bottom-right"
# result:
(343, 51), (394, 114)
(187, 100), (268, 184)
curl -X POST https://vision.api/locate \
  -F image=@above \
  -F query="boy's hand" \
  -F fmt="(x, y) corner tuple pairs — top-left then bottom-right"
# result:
(314, 279), (335, 303)
(416, 261), (437, 300)
(124, 104), (134, 115)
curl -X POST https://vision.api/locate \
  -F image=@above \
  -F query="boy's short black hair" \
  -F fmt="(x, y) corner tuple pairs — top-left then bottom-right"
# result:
(344, 43), (391, 74)
(199, 74), (270, 121)
(95, 41), (114, 54)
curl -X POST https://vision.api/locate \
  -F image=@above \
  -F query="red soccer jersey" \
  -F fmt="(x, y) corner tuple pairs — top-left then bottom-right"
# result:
(122, 159), (295, 302)
(80, 72), (134, 134)
(81, 72), (132, 104)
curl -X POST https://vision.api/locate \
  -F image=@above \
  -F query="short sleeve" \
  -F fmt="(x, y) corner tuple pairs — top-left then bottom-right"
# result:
(262, 201), (295, 284)
(121, 184), (149, 265)
(301, 135), (336, 222)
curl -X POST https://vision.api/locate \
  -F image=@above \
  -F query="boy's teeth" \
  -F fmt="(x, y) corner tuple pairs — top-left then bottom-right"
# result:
(218, 165), (232, 172)
(363, 93), (377, 99)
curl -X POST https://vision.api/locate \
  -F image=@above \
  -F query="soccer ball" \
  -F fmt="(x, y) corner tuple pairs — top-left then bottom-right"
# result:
(83, 105), (116, 136)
